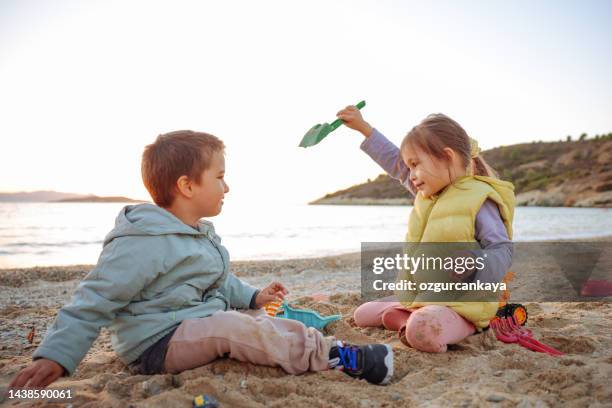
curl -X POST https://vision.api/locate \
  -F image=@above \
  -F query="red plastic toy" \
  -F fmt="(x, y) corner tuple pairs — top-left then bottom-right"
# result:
(490, 315), (564, 356)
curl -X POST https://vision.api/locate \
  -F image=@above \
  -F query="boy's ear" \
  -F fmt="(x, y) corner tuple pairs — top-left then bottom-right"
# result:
(176, 175), (194, 198)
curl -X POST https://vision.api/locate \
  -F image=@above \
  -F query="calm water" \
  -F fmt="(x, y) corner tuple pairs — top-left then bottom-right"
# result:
(0, 202), (611, 268)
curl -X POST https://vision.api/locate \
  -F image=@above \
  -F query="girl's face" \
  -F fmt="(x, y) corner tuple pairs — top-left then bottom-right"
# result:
(401, 142), (466, 198)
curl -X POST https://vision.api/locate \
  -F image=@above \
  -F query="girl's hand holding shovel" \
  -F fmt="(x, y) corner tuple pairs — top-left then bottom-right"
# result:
(337, 105), (373, 138)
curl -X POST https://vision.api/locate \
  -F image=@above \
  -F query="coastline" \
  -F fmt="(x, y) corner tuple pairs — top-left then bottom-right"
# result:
(2, 233), (611, 279)
(1, 238), (611, 406)
(310, 194), (612, 207)
(309, 197), (412, 206)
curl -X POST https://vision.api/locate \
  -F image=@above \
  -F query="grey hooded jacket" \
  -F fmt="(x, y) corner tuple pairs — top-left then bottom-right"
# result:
(32, 203), (258, 375)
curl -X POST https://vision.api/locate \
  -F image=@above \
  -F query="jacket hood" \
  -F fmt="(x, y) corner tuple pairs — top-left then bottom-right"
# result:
(471, 175), (515, 194)
(471, 175), (516, 239)
(470, 175), (516, 208)
(103, 203), (213, 246)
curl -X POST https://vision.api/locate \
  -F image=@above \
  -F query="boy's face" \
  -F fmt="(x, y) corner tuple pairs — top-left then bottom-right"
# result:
(192, 151), (229, 217)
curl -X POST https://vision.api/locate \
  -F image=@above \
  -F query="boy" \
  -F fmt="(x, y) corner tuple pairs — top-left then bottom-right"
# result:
(9, 130), (393, 389)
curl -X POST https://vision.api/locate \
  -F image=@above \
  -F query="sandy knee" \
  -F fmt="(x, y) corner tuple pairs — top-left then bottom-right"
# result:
(404, 309), (447, 353)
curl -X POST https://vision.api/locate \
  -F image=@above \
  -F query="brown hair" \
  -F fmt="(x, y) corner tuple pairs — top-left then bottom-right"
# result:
(141, 130), (225, 207)
(400, 113), (498, 178)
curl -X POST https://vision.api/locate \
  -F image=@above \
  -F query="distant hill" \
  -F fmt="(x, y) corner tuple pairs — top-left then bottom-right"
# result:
(0, 191), (146, 203)
(53, 195), (147, 203)
(311, 135), (612, 208)
(0, 191), (87, 202)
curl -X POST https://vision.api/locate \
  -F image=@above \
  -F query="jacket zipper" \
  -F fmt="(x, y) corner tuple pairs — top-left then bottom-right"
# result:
(205, 232), (226, 273)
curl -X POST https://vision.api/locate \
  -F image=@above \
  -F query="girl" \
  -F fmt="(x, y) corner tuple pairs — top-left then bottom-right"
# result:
(337, 106), (515, 353)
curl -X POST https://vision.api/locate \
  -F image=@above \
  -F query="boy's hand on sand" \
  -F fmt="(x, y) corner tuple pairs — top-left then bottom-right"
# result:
(255, 281), (288, 308)
(8, 358), (64, 389)
(336, 105), (373, 138)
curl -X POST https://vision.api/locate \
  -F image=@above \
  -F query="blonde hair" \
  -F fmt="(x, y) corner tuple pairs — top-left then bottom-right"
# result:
(400, 113), (498, 178)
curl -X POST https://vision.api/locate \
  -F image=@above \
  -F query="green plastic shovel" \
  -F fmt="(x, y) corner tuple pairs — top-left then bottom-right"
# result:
(299, 100), (366, 148)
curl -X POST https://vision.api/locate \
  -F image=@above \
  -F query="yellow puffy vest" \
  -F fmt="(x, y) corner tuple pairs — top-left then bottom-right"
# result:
(400, 175), (515, 328)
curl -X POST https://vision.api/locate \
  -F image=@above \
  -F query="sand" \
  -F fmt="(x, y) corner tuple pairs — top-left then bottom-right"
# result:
(0, 242), (611, 407)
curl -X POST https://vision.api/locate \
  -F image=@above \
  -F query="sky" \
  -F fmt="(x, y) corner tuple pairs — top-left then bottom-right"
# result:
(1, 0), (611, 204)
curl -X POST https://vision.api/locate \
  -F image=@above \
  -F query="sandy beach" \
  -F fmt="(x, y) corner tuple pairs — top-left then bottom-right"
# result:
(1, 240), (611, 407)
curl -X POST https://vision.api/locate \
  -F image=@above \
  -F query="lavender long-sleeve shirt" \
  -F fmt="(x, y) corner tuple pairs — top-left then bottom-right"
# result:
(360, 129), (513, 283)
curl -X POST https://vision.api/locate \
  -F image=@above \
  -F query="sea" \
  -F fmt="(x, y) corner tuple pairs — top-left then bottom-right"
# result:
(0, 201), (611, 269)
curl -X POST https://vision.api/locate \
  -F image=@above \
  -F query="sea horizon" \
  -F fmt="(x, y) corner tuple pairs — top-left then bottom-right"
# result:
(1, 201), (611, 269)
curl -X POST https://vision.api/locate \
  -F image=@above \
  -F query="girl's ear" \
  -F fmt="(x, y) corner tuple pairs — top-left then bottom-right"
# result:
(442, 147), (455, 162)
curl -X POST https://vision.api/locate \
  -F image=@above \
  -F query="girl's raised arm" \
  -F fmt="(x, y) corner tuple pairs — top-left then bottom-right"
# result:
(360, 129), (416, 197)
(336, 105), (415, 197)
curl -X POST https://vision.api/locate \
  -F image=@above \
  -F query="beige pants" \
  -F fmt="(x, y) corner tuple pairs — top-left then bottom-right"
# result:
(164, 308), (335, 374)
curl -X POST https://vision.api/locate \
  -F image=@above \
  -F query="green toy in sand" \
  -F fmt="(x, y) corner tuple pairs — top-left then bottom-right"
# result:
(277, 301), (341, 330)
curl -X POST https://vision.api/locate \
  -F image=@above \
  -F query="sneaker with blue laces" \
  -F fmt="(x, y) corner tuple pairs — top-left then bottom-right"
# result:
(328, 340), (393, 385)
